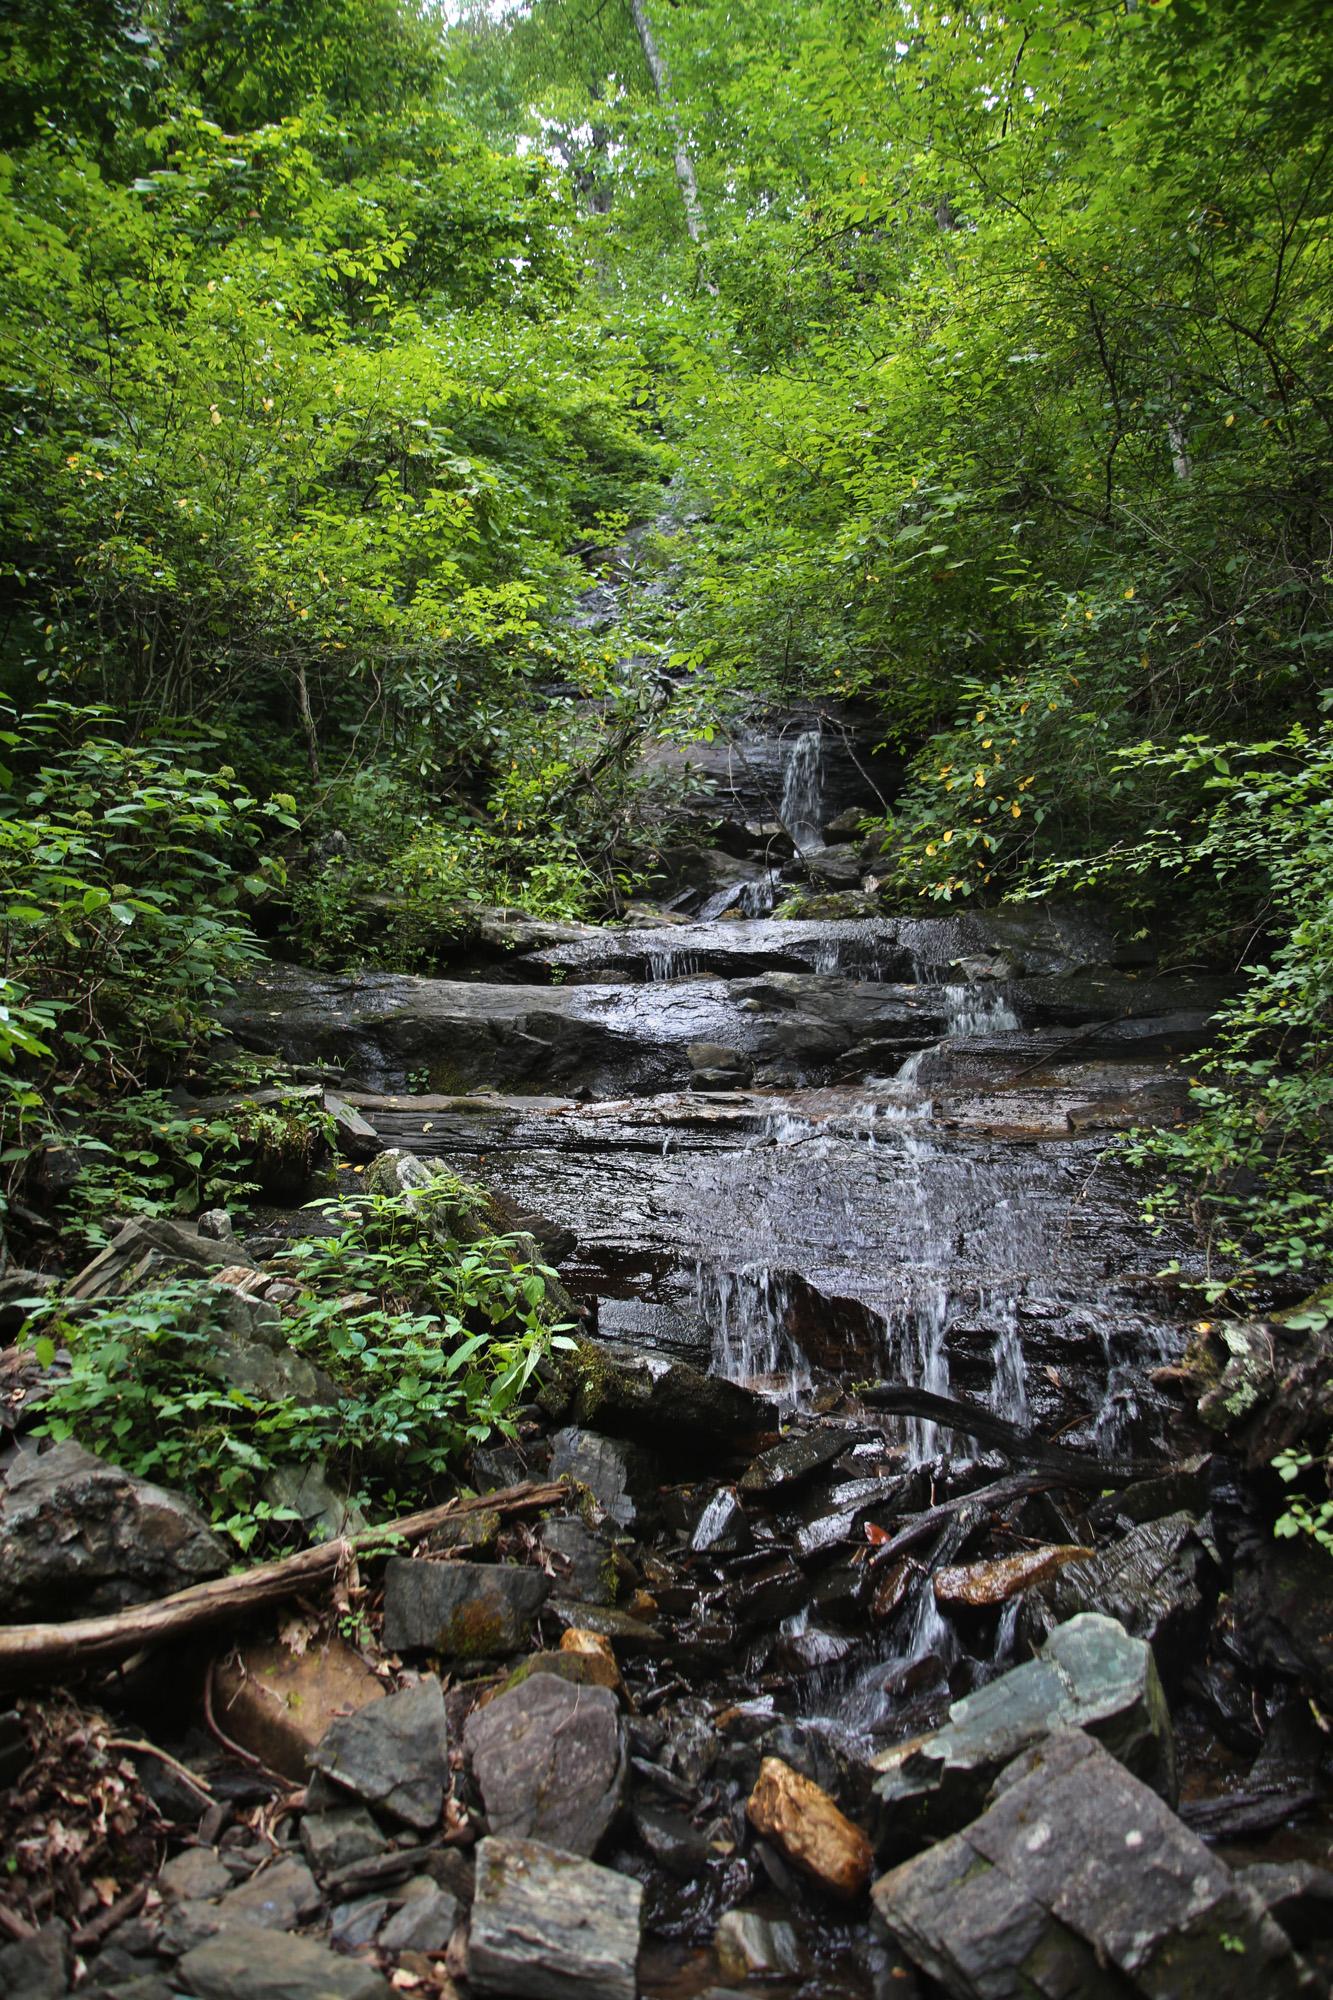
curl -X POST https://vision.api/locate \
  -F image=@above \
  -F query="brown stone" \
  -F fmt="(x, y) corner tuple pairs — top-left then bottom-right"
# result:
(212, 1635), (385, 1781)
(932, 1543), (1094, 1610)
(746, 1756), (873, 1902)
(560, 1627), (622, 1690)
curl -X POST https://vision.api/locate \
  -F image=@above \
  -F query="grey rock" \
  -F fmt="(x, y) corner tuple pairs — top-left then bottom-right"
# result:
(714, 1910), (803, 1980)
(0, 1923), (68, 2000)
(179, 1921), (391, 1999)
(323, 1091), (382, 1160)
(539, 1517), (619, 1603)
(873, 1729), (1313, 2000)
(378, 1883), (460, 1952)
(555, 1339), (772, 1448)
(691, 1488), (752, 1557)
(550, 1428), (658, 1529)
(739, 1427), (868, 1494)
(1238, 1861), (1333, 1944)
(217, 1858), (319, 1931)
(687, 1043), (755, 1091)
(261, 1461), (364, 1542)
(299, 1807), (388, 1880)
(197, 1210), (234, 1241)
(160, 1849), (233, 1902)
(545, 1598), (661, 1647)
(329, 1895), (391, 1949)
(308, 1677), (447, 1832)
(465, 1675), (627, 1856)
(872, 1614), (1175, 1854)
(0, 1441), (228, 1618)
(383, 1559), (549, 1658)
(66, 1214), (256, 1298)
(632, 1803), (716, 1880)
(1033, 1510), (1211, 1654)
(468, 1837), (643, 2000)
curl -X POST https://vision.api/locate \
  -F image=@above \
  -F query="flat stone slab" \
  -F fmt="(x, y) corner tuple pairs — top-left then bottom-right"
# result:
(469, 1837), (643, 2000)
(465, 1674), (627, 1856)
(872, 1614), (1174, 1853)
(873, 1730), (1314, 1999)
(382, 1559), (549, 1658)
(179, 1921), (390, 1999)
(739, 1427), (870, 1494)
(308, 1676), (447, 1831)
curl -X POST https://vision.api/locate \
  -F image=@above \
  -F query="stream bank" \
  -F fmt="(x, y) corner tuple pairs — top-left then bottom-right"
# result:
(3, 743), (1333, 1999)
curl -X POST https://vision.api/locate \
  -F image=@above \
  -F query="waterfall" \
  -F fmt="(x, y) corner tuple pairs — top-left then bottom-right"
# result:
(697, 1262), (813, 1409)
(940, 983), (1021, 1036)
(781, 727), (825, 855)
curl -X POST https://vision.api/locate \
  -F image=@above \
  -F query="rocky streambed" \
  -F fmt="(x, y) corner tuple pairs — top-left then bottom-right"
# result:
(4, 890), (1333, 1998)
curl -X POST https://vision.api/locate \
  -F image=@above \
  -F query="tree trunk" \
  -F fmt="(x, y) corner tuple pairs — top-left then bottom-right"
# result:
(625, 0), (705, 243)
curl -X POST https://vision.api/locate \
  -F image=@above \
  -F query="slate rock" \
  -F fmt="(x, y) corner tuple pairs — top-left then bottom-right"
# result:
(632, 1802), (716, 1880)
(1033, 1510), (1211, 1653)
(0, 1923), (68, 2000)
(539, 1517), (619, 1602)
(160, 1849), (234, 1902)
(872, 1613), (1174, 1854)
(0, 1441), (228, 1618)
(300, 1806), (389, 1880)
(217, 1858), (319, 1931)
(714, 1911), (803, 1981)
(378, 1882), (460, 1952)
(550, 1428), (658, 1528)
(558, 1338), (772, 1447)
(66, 1215), (256, 1299)
(464, 1674), (627, 1856)
(545, 1598), (661, 1647)
(739, 1427), (868, 1494)
(383, 1558), (549, 1657)
(178, 1921), (391, 1999)
(1238, 1861), (1333, 1945)
(329, 1895), (390, 1949)
(468, 1837), (643, 2000)
(873, 1730), (1314, 1999)
(691, 1488), (752, 1556)
(308, 1676), (447, 1831)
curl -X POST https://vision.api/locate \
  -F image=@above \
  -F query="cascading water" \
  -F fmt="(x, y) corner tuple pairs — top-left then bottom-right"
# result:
(696, 1262), (813, 1409)
(940, 982), (1021, 1035)
(780, 726), (825, 855)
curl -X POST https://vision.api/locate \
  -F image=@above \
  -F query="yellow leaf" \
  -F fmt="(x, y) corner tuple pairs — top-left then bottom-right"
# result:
(1123, 587), (1135, 600)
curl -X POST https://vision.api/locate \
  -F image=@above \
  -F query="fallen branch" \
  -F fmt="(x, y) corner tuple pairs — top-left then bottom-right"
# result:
(867, 1472), (1056, 1568)
(860, 1382), (1152, 1486)
(0, 1480), (568, 1683)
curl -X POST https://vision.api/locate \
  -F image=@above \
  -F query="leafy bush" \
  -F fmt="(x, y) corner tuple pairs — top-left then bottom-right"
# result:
(24, 1178), (572, 1549)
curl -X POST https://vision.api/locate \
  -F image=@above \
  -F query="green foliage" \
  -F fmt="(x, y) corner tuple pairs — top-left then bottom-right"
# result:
(24, 1177), (569, 1549)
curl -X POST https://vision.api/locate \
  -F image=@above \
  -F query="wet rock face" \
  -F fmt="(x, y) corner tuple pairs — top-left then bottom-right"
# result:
(382, 1559), (549, 1658)
(1027, 1510), (1213, 1658)
(0, 1441), (228, 1618)
(549, 1428), (659, 1529)
(468, 1836), (643, 2000)
(873, 1730), (1314, 2000)
(464, 1675), (628, 1857)
(549, 1337), (772, 1448)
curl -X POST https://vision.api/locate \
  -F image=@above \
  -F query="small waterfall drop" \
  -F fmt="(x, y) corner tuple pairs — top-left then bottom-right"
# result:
(781, 727), (825, 855)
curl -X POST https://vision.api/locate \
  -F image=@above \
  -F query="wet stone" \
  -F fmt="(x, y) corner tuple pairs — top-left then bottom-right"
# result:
(540, 1517), (619, 1602)
(933, 1543), (1094, 1611)
(1033, 1511), (1211, 1654)
(469, 1836), (644, 2000)
(382, 1558), (549, 1658)
(1238, 1862), (1333, 1945)
(559, 1338), (772, 1446)
(747, 1756), (874, 1902)
(632, 1802), (716, 1880)
(739, 1427), (870, 1494)
(179, 1921), (391, 2000)
(691, 1487), (752, 1556)
(550, 1427), (658, 1529)
(308, 1675), (447, 1832)
(546, 1598), (662, 1647)
(714, 1910), (803, 1981)
(464, 1674), (627, 1856)
(871, 1614), (1175, 1853)
(0, 1924), (68, 2000)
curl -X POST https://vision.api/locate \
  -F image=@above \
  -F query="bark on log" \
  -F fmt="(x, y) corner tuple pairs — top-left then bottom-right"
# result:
(860, 1381), (1152, 1486)
(0, 1480), (567, 1682)
(866, 1472), (1058, 1569)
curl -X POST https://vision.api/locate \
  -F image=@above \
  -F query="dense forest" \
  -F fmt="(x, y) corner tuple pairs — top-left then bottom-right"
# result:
(2, 0), (1333, 1990)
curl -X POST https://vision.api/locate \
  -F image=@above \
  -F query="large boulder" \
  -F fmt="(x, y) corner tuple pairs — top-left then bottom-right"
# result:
(0, 1442), (228, 1618)
(872, 1730), (1314, 1999)
(468, 1838), (643, 2000)
(464, 1675), (627, 1857)
(1025, 1511), (1212, 1658)
(871, 1614), (1174, 1854)
(550, 1338), (772, 1449)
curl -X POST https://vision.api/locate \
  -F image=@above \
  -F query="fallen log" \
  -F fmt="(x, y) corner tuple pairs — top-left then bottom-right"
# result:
(860, 1381), (1153, 1486)
(0, 1479), (568, 1682)
(866, 1472), (1056, 1569)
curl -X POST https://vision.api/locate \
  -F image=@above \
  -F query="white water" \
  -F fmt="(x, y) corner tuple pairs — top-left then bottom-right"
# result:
(780, 727), (825, 855)
(697, 1262), (814, 1410)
